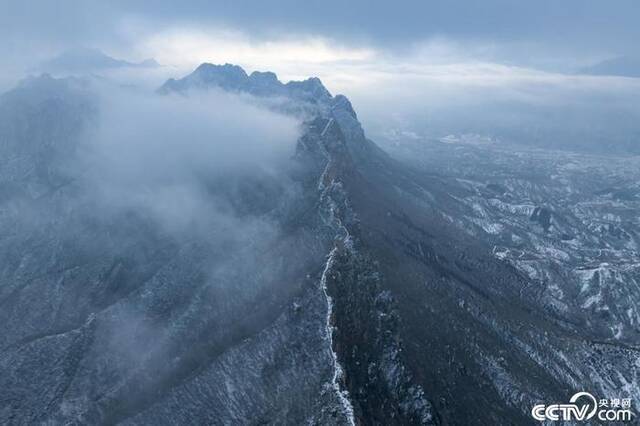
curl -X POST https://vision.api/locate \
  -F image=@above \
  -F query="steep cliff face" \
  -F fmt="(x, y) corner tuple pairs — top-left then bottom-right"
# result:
(0, 65), (637, 425)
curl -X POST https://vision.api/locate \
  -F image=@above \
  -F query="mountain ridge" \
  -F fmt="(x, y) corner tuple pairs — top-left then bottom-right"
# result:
(39, 47), (160, 73)
(0, 64), (637, 425)
(159, 62), (331, 102)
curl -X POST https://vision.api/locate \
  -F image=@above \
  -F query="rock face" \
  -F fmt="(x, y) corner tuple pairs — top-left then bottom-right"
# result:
(158, 63), (331, 104)
(1, 65), (638, 425)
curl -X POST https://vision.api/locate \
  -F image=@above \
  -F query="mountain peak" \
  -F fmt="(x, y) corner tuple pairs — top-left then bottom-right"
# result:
(39, 47), (160, 73)
(194, 62), (248, 77)
(249, 70), (278, 81)
(159, 63), (332, 103)
(187, 63), (250, 91)
(284, 77), (331, 102)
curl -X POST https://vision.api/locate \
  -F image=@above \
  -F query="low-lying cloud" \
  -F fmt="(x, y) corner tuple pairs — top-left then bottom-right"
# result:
(343, 61), (640, 154)
(75, 83), (301, 236)
(87, 86), (299, 180)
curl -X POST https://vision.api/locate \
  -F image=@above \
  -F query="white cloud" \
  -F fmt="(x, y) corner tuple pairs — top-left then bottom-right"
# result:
(78, 83), (301, 234)
(137, 27), (376, 81)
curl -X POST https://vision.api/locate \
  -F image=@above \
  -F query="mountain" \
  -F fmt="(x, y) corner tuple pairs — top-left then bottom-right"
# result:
(580, 56), (640, 78)
(39, 47), (160, 73)
(159, 63), (332, 102)
(0, 65), (638, 424)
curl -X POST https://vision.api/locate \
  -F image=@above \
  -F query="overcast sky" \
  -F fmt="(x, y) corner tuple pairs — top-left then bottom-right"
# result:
(2, 0), (639, 72)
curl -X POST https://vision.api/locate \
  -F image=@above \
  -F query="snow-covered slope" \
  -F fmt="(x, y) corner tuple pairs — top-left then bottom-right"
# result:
(0, 65), (637, 424)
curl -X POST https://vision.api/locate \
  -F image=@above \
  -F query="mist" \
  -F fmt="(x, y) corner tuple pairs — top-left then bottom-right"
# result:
(0, 71), (310, 409)
(75, 84), (299, 232)
(2, 0), (639, 158)
(344, 63), (640, 154)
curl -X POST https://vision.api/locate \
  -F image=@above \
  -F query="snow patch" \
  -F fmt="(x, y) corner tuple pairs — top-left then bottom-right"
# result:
(319, 248), (356, 426)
